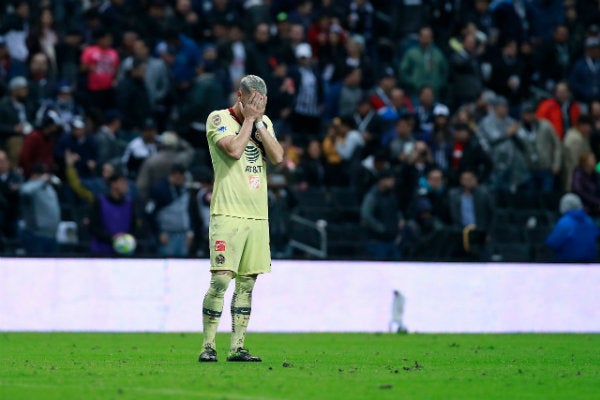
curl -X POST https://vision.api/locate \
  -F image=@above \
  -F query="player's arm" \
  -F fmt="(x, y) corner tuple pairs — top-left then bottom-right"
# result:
(216, 118), (254, 160)
(216, 92), (264, 160)
(256, 116), (284, 165)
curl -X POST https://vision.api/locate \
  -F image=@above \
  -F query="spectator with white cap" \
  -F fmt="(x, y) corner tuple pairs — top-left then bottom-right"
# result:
(546, 193), (599, 263)
(289, 42), (324, 145)
(0, 76), (35, 165)
(55, 116), (98, 179)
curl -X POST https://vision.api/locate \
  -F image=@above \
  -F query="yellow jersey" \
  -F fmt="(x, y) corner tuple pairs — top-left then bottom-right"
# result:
(206, 108), (275, 220)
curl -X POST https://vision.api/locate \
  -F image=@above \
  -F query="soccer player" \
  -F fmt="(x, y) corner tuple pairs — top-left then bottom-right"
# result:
(199, 75), (284, 362)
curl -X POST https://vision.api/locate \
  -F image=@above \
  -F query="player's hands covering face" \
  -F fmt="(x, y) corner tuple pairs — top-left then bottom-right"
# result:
(241, 91), (267, 120)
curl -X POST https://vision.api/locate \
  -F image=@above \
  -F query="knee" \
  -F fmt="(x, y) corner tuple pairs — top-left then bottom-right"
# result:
(210, 272), (233, 294)
(235, 275), (257, 294)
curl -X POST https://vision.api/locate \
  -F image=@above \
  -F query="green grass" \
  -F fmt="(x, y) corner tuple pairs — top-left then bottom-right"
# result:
(1, 333), (599, 400)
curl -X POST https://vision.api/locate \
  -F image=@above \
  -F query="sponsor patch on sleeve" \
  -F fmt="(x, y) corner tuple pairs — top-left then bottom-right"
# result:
(212, 114), (222, 126)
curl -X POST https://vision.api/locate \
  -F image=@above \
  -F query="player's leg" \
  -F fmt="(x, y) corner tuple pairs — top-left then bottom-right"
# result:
(227, 219), (270, 362)
(200, 271), (233, 361)
(199, 215), (246, 362)
(228, 274), (259, 361)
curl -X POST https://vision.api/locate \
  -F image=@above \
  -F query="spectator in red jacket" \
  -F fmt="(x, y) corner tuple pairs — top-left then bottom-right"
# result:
(19, 109), (61, 178)
(536, 81), (581, 140)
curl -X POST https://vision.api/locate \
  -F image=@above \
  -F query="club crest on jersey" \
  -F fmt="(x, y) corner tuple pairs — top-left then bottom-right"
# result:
(245, 145), (260, 163)
(215, 254), (225, 265)
(212, 114), (222, 126)
(215, 240), (226, 252)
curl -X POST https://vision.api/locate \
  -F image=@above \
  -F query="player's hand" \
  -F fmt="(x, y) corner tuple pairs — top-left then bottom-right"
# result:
(241, 91), (265, 121)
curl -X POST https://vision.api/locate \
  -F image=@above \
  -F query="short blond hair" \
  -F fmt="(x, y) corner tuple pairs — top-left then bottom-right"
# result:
(239, 75), (267, 95)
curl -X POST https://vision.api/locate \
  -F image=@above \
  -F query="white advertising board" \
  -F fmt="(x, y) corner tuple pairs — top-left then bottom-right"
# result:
(0, 258), (598, 333)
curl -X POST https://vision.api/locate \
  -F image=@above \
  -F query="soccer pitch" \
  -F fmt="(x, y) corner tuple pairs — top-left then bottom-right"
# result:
(1, 333), (598, 399)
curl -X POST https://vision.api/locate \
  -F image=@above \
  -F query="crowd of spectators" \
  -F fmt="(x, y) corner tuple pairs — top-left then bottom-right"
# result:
(0, 0), (599, 261)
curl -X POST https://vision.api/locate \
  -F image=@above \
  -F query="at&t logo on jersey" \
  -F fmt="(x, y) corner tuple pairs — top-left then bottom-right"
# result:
(245, 145), (260, 163)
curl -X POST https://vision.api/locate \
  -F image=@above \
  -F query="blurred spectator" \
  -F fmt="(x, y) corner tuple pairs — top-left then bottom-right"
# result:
(36, 82), (84, 134)
(0, 36), (9, 83)
(414, 86), (437, 138)
(569, 37), (600, 104)
(80, 28), (120, 111)
(535, 81), (580, 140)
(136, 131), (194, 200)
(96, 110), (127, 167)
(289, 43), (324, 144)
(428, 104), (453, 171)
(156, 28), (200, 92)
(245, 23), (274, 83)
(220, 23), (248, 86)
(536, 24), (573, 90)
(27, 52), (55, 108)
(411, 167), (451, 225)
(169, 0), (201, 41)
(90, 170), (137, 256)
(266, 60), (295, 133)
(449, 32), (484, 109)
(447, 123), (493, 186)
(179, 56), (227, 148)
(356, 149), (390, 197)
(489, 0), (532, 44)
(19, 109), (62, 178)
(403, 197), (445, 257)
(146, 164), (192, 256)
(188, 166), (213, 257)
(517, 102), (562, 194)
(19, 163), (60, 255)
(564, 115), (593, 191)
(377, 87), (414, 129)
(116, 58), (151, 131)
(0, 150), (23, 244)
(387, 114), (416, 163)
(398, 26), (448, 98)
(0, 0), (30, 78)
(322, 116), (364, 186)
(360, 169), (403, 260)
(0, 76), (35, 165)
(118, 38), (170, 128)
(55, 28), (83, 84)
(449, 170), (494, 257)
(325, 67), (363, 120)
(571, 152), (600, 217)
(121, 118), (159, 179)
(26, 7), (58, 77)
(394, 140), (437, 212)
(591, 100), (600, 161)
(488, 39), (528, 113)
(295, 138), (326, 189)
(268, 173), (297, 259)
(55, 117), (98, 179)
(349, 95), (384, 158)
(478, 96), (529, 191)
(546, 193), (599, 263)
(368, 66), (397, 112)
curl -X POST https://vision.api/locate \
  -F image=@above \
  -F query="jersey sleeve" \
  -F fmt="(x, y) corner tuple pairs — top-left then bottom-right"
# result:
(206, 111), (235, 145)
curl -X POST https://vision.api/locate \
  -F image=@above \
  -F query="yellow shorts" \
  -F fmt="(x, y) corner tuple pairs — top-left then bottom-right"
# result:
(208, 214), (271, 276)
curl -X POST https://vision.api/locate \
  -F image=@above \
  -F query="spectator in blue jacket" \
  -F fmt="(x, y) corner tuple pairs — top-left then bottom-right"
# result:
(569, 37), (600, 103)
(546, 193), (599, 263)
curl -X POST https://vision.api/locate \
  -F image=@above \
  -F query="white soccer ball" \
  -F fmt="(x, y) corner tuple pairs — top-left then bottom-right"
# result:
(113, 234), (137, 255)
